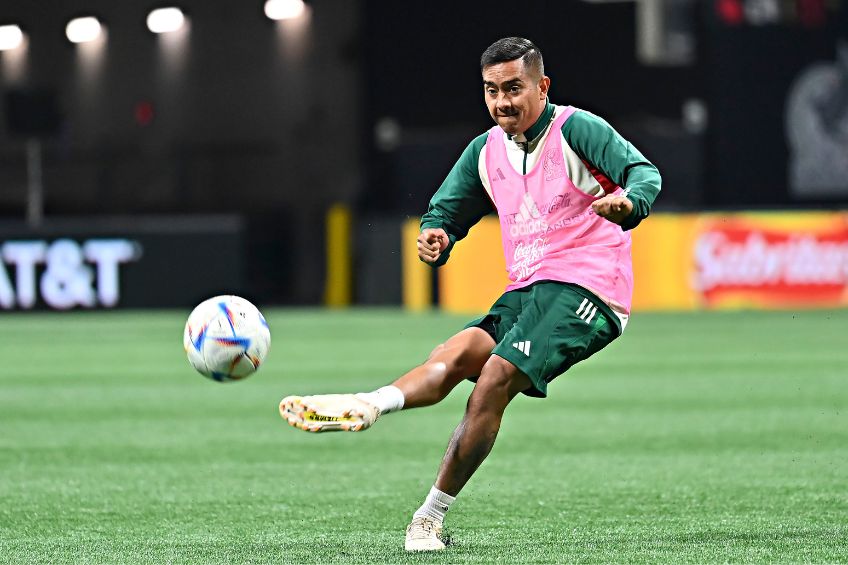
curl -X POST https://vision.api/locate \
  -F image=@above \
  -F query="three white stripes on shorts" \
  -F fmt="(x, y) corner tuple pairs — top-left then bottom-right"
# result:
(576, 298), (598, 324)
(509, 299), (596, 358)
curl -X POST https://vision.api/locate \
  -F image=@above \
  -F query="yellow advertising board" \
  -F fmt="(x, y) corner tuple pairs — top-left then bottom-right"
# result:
(419, 211), (848, 313)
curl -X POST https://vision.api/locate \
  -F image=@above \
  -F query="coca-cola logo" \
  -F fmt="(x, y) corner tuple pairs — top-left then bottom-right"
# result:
(510, 237), (548, 282)
(693, 228), (848, 300)
(513, 237), (548, 263)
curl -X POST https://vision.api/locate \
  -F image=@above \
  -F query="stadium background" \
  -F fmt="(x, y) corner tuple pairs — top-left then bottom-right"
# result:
(1, 2), (847, 564)
(1, 0), (846, 312)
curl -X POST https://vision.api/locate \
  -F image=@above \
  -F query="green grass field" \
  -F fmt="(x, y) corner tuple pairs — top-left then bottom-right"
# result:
(0, 308), (846, 564)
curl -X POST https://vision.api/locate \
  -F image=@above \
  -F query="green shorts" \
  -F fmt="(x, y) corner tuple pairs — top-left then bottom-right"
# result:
(465, 281), (622, 398)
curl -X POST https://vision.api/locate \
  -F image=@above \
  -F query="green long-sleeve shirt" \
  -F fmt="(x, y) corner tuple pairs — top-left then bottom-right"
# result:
(420, 101), (661, 266)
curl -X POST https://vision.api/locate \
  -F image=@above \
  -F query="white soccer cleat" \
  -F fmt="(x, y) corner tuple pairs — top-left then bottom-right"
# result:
(404, 516), (446, 552)
(279, 394), (380, 432)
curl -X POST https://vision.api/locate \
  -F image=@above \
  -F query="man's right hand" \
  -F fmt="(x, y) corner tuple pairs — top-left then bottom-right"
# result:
(417, 228), (450, 264)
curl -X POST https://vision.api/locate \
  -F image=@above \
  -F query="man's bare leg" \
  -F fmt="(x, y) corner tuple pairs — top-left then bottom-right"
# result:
(434, 355), (531, 495)
(280, 327), (495, 431)
(405, 355), (531, 551)
(391, 327), (495, 408)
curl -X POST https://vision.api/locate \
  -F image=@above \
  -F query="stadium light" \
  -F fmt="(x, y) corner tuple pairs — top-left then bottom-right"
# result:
(66, 16), (102, 44)
(264, 0), (306, 20)
(147, 7), (186, 34)
(0, 24), (24, 51)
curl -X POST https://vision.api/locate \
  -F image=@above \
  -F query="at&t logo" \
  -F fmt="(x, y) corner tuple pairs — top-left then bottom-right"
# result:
(0, 239), (141, 310)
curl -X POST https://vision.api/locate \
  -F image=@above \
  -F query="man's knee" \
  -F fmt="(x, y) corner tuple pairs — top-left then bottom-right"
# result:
(479, 355), (522, 389)
(467, 355), (531, 411)
(414, 345), (470, 398)
(426, 333), (491, 381)
(426, 342), (447, 363)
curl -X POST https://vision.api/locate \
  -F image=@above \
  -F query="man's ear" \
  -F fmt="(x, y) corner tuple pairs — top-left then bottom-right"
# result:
(539, 76), (551, 99)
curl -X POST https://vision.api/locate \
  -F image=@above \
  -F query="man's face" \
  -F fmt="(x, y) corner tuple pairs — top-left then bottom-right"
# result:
(482, 59), (550, 135)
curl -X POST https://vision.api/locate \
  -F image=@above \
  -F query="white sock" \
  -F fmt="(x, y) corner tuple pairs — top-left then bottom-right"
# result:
(413, 486), (456, 523)
(354, 385), (404, 414)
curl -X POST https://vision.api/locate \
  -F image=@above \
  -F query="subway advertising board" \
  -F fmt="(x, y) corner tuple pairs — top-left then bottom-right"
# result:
(431, 211), (848, 312)
(0, 216), (244, 310)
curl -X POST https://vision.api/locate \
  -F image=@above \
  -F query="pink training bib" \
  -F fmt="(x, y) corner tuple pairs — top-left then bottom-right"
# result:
(485, 106), (634, 313)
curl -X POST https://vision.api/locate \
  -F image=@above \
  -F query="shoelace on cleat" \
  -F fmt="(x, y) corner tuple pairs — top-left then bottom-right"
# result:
(408, 518), (441, 539)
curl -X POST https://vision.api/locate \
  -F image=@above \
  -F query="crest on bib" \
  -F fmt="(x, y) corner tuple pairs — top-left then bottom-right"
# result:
(543, 148), (565, 181)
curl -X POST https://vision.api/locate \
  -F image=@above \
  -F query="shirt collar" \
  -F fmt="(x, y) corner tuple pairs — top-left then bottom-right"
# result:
(508, 100), (554, 144)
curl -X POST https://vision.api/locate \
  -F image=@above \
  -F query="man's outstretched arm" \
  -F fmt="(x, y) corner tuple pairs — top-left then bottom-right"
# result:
(563, 110), (661, 230)
(419, 133), (493, 266)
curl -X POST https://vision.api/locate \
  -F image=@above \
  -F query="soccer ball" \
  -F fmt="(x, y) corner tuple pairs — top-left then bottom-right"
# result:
(183, 295), (271, 382)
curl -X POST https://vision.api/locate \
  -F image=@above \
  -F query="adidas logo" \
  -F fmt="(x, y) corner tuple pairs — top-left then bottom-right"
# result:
(512, 341), (531, 356)
(576, 298), (598, 323)
(518, 193), (542, 221)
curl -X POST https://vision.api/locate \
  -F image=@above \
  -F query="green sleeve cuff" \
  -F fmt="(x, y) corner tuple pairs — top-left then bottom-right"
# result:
(429, 233), (457, 267)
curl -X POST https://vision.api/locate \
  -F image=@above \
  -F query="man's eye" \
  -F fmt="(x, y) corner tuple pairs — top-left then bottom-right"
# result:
(486, 89), (497, 96)
(510, 86), (521, 93)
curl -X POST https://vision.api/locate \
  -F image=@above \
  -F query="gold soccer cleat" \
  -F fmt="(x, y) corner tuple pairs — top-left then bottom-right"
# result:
(279, 394), (380, 432)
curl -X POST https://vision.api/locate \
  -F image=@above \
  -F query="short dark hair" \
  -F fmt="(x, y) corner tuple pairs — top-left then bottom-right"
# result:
(480, 37), (544, 78)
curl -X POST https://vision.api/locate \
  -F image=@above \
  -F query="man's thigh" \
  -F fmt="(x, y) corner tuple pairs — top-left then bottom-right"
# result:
(428, 327), (497, 379)
(486, 282), (620, 397)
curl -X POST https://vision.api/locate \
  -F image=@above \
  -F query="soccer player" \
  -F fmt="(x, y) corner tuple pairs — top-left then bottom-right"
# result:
(280, 37), (661, 552)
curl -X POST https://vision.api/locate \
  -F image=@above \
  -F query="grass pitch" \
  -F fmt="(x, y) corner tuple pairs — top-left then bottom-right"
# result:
(0, 308), (846, 564)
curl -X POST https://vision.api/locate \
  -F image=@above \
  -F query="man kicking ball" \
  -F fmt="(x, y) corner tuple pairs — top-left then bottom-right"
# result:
(280, 36), (661, 552)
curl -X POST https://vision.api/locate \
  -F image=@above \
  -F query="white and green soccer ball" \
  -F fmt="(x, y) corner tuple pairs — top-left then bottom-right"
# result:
(183, 295), (271, 382)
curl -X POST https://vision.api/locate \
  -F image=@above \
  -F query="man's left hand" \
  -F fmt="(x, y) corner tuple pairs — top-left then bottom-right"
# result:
(591, 194), (633, 225)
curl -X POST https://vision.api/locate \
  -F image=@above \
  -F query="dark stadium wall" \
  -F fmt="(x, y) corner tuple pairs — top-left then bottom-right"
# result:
(0, 0), (363, 304)
(359, 0), (705, 214)
(701, 0), (848, 207)
(359, 0), (848, 213)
